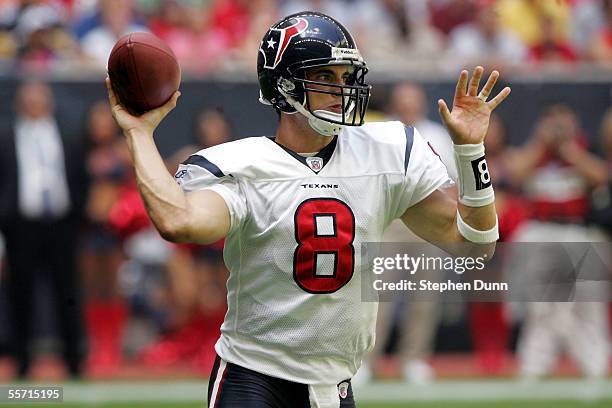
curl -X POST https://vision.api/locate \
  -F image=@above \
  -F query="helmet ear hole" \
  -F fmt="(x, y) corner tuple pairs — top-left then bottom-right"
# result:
(278, 77), (296, 92)
(278, 77), (306, 107)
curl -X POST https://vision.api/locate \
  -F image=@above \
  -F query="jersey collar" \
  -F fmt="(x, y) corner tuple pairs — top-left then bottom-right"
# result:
(268, 135), (338, 174)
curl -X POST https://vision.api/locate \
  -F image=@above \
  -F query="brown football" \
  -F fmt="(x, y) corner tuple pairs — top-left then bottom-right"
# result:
(107, 32), (181, 115)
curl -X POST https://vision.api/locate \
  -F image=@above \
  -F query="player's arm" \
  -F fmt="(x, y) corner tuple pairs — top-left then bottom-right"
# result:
(401, 188), (497, 256)
(403, 67), (510, 255)
(105, 78), (230, 244)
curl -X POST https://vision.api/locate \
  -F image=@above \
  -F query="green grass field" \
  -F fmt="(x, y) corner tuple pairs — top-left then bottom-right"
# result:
(9, 402), (612, 408)
(5, 379), (612, 407)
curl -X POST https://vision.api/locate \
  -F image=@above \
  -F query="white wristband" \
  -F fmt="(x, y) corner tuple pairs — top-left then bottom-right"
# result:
(456, 210), (499, 243)
(454, 143), (495, 207)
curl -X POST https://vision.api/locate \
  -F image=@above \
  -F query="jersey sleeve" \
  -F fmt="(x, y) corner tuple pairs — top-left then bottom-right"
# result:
(174, 152), (247, 233)
(392, 126), (453, 219)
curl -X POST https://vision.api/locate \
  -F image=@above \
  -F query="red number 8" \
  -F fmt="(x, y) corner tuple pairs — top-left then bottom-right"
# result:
(293, 198), (355, 293)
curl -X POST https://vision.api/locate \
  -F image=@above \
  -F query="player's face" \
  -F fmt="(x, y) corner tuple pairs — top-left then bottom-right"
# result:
(304, 65), (354, 114)
(16, 82), (54, 119)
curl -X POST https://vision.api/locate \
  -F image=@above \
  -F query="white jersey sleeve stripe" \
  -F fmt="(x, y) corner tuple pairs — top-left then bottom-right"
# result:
(182, 154), (226, 178)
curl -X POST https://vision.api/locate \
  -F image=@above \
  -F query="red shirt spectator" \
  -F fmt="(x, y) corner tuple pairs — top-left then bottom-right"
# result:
(429, 0), (478, 36)
(149, 1), (230, 73)
(209, 0), (250, 48)
(528, 16), (578, 63)
(529, 42), (578, 62)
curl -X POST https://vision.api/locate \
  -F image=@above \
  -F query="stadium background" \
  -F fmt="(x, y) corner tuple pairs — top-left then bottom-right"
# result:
(0, 0), (611, 406)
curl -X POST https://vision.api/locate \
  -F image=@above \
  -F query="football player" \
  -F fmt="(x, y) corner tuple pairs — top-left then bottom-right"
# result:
(106, 11), (510, 408)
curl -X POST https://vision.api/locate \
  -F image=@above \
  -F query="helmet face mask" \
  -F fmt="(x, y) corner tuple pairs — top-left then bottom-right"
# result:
(258, 11), (371, 136)
(298, 64), (370, 127)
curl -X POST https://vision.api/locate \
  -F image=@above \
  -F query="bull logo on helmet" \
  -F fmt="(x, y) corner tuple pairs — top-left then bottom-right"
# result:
(260, 17), (309, 70)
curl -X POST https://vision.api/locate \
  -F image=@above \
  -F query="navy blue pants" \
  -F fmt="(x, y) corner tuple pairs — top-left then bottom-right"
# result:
(207, 355), (356, 407)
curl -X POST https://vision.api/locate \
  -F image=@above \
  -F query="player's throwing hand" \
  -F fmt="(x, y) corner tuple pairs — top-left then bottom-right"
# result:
(438, 66), (511, 145)
(105, 77), (181, 137)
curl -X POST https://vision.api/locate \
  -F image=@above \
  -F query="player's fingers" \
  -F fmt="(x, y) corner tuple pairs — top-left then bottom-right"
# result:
(479, 70), (499, 101)
(468, 66), (483, 97)
(160, 91), (181, 114)
(437, 99), (452, 125)
(144, 91), (181, 123)
(171, 90), (181, 107)
(454, 70), (468, 101)
(105, 77), (121, 109)
(487, 86), (511, 110)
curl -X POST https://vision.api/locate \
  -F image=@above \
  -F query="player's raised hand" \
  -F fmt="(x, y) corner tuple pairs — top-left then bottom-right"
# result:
(437, 66), (511, 145)
(105, 77), (180, 137)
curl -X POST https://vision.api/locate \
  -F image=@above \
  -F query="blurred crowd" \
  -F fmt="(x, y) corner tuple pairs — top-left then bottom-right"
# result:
(0, 77), (610, 381)
(0, 81), (231, 378)
(2, 0), (612, 75)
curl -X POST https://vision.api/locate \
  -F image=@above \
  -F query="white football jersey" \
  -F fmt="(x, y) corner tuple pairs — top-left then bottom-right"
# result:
(175, 120), (451, 384)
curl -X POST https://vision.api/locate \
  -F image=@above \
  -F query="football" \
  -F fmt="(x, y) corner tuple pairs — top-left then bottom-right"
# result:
(107, 32), (181, 115)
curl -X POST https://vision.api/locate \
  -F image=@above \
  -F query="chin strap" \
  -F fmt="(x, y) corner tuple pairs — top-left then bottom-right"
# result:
(278, 86), (343, 137)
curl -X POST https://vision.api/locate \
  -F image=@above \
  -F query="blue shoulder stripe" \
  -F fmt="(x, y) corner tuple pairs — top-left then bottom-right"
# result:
(182, 155), (226, 178)
(404, 125), (414, 173)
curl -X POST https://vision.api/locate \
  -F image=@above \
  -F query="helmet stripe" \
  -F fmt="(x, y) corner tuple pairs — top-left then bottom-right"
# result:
(273, 17), (308, 68)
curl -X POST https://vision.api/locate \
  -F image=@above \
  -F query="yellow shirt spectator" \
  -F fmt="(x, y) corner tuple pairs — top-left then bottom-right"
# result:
(496, 0), (570, 46)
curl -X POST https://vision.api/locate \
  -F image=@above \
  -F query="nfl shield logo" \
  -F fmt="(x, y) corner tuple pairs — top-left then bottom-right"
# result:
(338, 382), (349, 399)
(306, 157), (323, 172)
